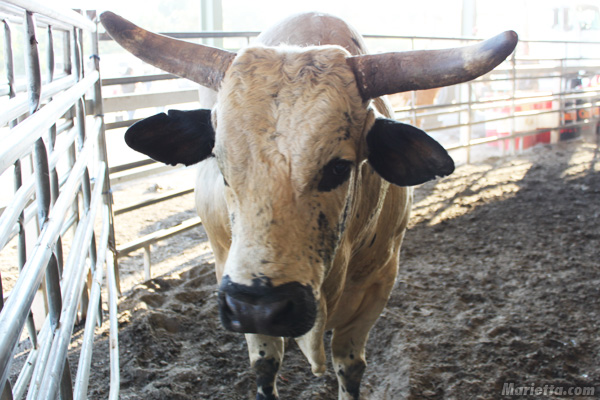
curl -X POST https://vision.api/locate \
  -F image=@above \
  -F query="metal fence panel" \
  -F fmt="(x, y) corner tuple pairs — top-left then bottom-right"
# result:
(0, 2), (118, 399)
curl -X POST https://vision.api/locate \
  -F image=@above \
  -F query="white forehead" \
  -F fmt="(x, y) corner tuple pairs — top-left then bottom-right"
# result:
(214, 45), (367, 165)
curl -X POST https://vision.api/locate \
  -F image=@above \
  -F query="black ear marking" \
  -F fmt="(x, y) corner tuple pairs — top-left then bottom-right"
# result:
(125, 108), (215, 166)
(367, 118), (455, 186)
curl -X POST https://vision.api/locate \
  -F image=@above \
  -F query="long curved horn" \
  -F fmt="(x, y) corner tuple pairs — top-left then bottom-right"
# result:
(100, 11), (235, 91)
(347, 31), (518, 100)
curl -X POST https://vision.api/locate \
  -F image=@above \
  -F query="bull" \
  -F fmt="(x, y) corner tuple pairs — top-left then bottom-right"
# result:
(101, 11), (517, 400)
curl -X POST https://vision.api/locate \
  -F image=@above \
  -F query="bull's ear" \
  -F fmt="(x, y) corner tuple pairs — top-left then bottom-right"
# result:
(367, 118), (455, 186)
(125, 109), (214, 166)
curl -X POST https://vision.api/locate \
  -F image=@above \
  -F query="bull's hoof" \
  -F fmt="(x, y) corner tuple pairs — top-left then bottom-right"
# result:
(256, 390), (278, 400)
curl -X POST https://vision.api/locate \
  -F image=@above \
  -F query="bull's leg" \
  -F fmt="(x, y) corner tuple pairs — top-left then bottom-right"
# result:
(331, 280), (395, 400)
(245, 334), (284, 400)
(295, 295), (328, 376)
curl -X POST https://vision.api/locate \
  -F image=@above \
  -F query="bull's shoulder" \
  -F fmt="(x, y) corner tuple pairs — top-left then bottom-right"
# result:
(346, 166), (412, 264)
(256, 12), (368, 56)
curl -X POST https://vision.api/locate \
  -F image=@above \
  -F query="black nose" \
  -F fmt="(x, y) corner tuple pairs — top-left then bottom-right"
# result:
(218, 275), (316, 337)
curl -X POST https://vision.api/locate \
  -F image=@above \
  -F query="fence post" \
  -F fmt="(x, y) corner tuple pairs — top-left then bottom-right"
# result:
(508, 48), (517, 155)
(87, 9), (121, 295)
(143, 246), (152, 280)
(73, 22), (97, 322)
(466, 81), (473, 164)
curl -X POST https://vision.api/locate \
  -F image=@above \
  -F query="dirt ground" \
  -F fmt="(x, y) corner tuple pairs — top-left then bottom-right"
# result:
(78, 138), (599, 399)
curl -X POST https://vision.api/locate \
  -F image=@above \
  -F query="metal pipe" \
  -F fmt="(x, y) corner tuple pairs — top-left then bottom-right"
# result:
(47, 24), (64, 274)
(63, 27), (71, 75)
(32, 138), (63, 332)
(89, 9), (121, 296)
(3, 19), (15, 99)
(32, 139), (50, 234)
(72, 26), (82, 80)
(143, 245), (151, 280)
(72, 21), (97, 309)
(3, 0), (96, 31)
(107, 248), (120, 400)
(24, 11), (40, 114)
(0, 2), (73, 31)
(114, 187), (194, 216)
(75, 97), (97, 319)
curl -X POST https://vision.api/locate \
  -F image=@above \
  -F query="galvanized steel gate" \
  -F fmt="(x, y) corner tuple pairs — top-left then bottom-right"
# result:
(0, 1), (119, 399)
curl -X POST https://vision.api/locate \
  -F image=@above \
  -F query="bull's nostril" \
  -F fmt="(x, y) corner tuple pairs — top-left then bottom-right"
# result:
(225, 293), (236, 312)
(222, 293), (244, 330)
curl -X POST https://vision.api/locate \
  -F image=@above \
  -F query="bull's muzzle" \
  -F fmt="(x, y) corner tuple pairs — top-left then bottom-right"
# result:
(218, 275), (317, 338)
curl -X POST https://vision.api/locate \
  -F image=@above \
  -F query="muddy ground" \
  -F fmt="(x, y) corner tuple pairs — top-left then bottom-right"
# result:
(79, 139), (600, 400)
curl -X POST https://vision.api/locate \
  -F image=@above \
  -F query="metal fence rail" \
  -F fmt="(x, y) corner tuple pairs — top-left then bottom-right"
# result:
(0, 2), (118, 399)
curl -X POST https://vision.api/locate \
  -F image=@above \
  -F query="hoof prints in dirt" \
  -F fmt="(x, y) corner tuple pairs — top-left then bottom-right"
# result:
(116, 265), (253, 399)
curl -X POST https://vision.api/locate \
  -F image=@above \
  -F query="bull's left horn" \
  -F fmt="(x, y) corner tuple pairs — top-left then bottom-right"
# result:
(100, 11), (236, 91)
(347, 30), (518, 100)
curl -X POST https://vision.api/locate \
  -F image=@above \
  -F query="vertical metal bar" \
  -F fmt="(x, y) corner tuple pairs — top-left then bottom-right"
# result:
(143, 246), (152, 280)
(466, 81), (473, 164)
(72, 23), (83, 80)
(47, 25), (65, 274)
(555, 55), (566, 143)
(0, 272), (4, 311)
(24, 12), (41, 115)
(20, 12), (46, 400)
(72, 24), (97, 324)
(3, 20), (15, 100)
(32, 139), (62, 330)
(63, 29), (80, 232)
(87, 9), (121, 295)
(0, 270), (8, 398)
(409, 38), (417, 126)
(107, 250), (120, 400)
(508, 48), (517, 155)
(4, 18), (38, 350)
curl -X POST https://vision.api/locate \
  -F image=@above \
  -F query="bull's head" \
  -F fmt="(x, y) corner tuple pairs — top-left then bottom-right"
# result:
(101, 12), (517, 338)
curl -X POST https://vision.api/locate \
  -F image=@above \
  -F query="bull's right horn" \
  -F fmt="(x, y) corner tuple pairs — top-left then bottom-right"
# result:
(100, 11), (236, 91)
(347, 30), (518, 101)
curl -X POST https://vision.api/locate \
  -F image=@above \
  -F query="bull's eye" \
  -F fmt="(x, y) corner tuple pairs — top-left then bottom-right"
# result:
(318, 158), (353, 192)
